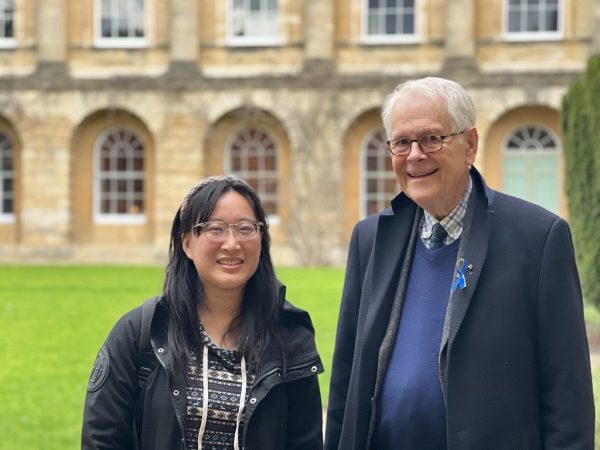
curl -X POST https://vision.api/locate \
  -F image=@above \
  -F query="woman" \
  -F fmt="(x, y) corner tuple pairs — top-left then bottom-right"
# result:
(82, 175), (324, 450)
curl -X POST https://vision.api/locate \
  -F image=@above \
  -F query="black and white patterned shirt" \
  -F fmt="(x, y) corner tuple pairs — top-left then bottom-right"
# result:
(185, 324), (255, 450)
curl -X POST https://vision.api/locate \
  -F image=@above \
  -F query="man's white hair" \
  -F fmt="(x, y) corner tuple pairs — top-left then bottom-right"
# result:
(381, 77), (477, 138)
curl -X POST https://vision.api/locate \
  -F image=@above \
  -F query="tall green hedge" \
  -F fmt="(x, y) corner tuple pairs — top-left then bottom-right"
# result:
(562, 56), (600, 307)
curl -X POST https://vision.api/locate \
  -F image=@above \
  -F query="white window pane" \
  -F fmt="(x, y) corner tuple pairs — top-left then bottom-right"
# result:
(230, 0), (279, 40)
(508, 11), (521, 32)
(527, 11), (539, 31)
(98, 0), (145, 40)
(507, 0), (560, 33)
(366, 0), (414, 36)
(385, 13), (396, 34)
(403, 13), (414, 34)
(545, 10), (558, 31)
(368, 13), (380, 34)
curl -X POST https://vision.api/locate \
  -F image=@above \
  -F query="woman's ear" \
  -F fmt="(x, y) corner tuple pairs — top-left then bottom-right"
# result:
(181, 233), (193, 260)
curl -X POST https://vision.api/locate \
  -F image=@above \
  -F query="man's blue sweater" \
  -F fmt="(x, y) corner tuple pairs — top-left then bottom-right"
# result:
(372, 238), (459, 450)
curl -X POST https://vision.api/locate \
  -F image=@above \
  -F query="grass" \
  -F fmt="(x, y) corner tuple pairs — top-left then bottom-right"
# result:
(2, 265), (599, 449)
(0, 265), (343, 450)
(277, 267), (343, 393)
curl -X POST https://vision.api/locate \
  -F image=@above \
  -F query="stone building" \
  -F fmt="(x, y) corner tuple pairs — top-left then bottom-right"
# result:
(0, 0), (597, 265)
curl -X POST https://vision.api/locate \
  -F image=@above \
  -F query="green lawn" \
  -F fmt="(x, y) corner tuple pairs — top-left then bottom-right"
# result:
(0, 265), (343, 450)
(2, 265), (599, 449)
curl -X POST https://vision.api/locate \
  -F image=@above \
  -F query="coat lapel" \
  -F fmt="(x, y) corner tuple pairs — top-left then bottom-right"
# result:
(444, 176), (494, 351)
(364, 199), (417, 341)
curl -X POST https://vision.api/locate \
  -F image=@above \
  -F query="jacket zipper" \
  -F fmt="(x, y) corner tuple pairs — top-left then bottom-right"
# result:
(154, 347), (190, 450)
(253, 366), (281, 387)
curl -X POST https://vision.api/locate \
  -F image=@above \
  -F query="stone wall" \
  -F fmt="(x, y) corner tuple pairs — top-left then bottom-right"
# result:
(0, 0), (596, 265)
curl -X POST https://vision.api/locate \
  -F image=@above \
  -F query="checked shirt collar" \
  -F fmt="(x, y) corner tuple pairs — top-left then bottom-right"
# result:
(421, 174), (473, 248)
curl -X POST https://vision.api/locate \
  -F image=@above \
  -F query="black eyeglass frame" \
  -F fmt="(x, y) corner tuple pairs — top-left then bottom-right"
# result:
(386, 130), (466, 156)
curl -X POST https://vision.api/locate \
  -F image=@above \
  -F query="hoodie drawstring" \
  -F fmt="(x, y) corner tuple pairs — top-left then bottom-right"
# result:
(197, 345), (247, 450)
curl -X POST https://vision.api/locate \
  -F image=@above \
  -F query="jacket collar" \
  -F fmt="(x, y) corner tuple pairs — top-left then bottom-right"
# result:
(150, 286), (322, 381)
(441, 168), (494, 352)
(372, 166), (495, 354)
(259, 284), (323, 380)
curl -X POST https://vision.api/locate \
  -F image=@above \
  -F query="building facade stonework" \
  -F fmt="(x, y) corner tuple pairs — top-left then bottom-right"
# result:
(0, 0), (597, 265)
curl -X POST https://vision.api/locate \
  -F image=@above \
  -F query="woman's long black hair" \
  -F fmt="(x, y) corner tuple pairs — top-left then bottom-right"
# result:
(162, 175), (281, 371)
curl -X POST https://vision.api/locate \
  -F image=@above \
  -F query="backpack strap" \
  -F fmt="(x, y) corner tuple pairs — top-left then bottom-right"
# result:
(136, 296), (159, 391)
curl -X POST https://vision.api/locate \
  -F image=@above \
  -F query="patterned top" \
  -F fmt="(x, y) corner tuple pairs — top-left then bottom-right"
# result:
(421, 174), (473, 249)
(185, 324), (255, 450)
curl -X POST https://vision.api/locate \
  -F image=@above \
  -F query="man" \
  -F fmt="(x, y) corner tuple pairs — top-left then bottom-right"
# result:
(324, 77), (594, 449)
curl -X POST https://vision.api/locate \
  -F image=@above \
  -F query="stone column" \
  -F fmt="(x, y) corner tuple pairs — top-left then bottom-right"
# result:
(304, 0), (334, 72)
(36, 0), (67, 79)
(168, 0), (199, 77)
(19, 105), (73, 258)
(442, 0), (478, 79)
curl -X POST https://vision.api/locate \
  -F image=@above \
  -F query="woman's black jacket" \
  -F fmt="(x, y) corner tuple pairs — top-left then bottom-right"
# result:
(81, 287), (324, 450)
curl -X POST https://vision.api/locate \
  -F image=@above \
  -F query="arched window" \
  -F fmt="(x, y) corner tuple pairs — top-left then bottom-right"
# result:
(94, 128), (145, 223)
(362, 128), (398, 216)
(503, 125), (560, 213)
(0, 131), (14, 221)
(228, 127), (278, 217)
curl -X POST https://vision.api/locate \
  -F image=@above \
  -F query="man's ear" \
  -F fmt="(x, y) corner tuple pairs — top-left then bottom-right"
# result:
(465, 127), (478, 165)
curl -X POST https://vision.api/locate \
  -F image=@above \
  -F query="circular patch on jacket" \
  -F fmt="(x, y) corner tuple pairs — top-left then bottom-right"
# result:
(87, 346), (110, 392)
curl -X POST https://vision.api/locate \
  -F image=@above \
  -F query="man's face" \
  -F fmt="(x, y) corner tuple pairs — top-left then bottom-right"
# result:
(389, 93), (478, 218)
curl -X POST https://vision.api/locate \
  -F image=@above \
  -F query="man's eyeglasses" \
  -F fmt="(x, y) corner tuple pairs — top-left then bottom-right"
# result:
(386, 131), (465, 156)
(192, 220), (263, 241)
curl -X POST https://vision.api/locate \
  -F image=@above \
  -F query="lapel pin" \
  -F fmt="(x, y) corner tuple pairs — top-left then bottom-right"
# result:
(451, 258), (468, 293)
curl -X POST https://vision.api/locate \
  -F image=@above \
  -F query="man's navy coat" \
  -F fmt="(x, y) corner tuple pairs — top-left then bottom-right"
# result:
(325, 169), (594, 450)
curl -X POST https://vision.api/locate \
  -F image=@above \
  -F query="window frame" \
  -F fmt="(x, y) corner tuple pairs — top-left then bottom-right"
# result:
(360, 127), (399, 218)
(94, 0), (148, 49)
(503, 124), (561, 155)
(0, 131), (15, 223)
(93, 127), (147, 225)
(502, 0), (563, 42)
(0, 0), (16, 49)
(361, 0), (419, 45)
(502, 124), (561, 213)
(227, 0), (282, 47)
(225, 126), (280, 224)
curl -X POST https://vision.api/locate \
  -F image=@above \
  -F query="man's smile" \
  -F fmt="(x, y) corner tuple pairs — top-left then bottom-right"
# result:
(408, 168), (438, 178)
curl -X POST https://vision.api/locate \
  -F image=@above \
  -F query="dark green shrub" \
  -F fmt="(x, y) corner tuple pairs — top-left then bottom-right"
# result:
(562, 56), (600, 307)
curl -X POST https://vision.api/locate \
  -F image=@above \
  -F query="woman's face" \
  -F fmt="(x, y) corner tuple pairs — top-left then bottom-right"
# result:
(182, 190), (262, 301)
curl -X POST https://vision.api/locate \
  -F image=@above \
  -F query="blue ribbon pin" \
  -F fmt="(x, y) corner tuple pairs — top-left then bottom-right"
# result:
(451, 258), (468, 293)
